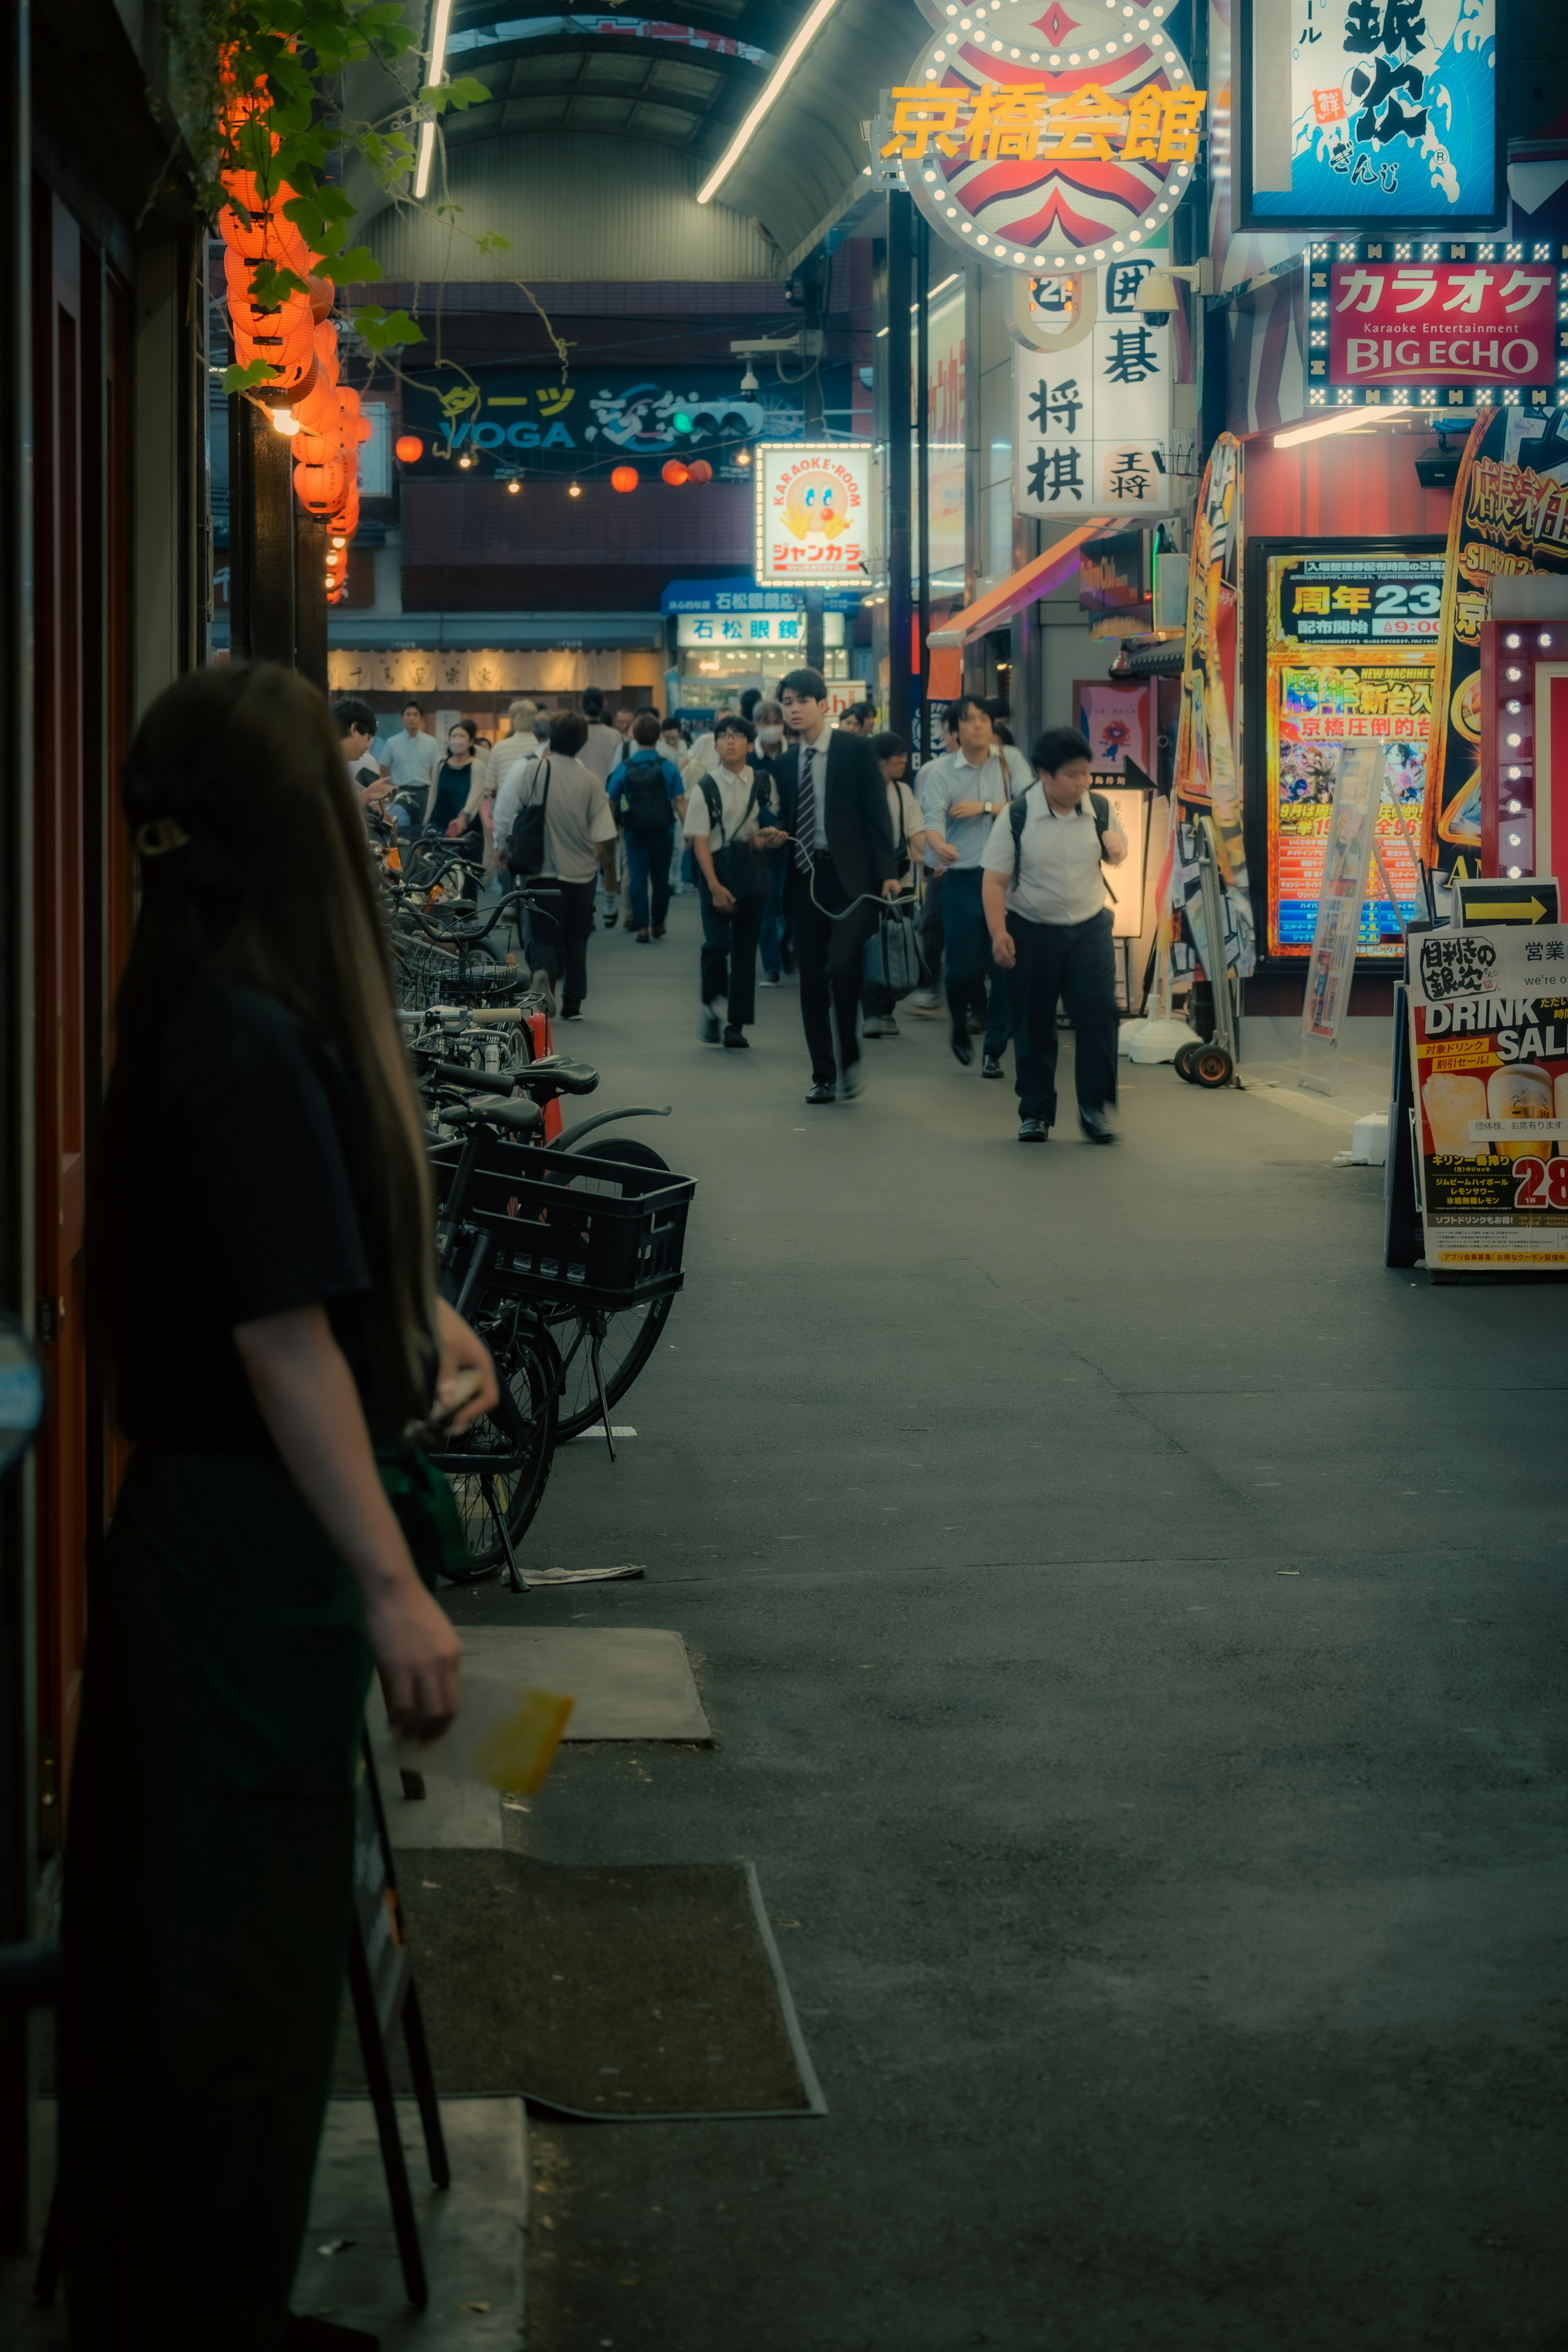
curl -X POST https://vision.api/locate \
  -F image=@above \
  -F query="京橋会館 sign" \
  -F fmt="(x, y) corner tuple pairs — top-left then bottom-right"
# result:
(877, 0), (1206, 272)
(1238, 0), (1499, 230)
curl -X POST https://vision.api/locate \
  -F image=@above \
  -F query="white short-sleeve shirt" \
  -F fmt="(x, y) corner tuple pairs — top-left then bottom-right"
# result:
(981, 786), (1126, 926)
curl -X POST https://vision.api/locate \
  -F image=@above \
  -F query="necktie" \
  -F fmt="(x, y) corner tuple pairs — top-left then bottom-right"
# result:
(793, 744), (817, 875)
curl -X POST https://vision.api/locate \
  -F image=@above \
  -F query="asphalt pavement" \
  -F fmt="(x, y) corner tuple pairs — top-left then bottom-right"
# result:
(447, 893), (1568, 2352)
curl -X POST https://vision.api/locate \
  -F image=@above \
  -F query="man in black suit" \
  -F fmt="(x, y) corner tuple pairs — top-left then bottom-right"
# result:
(762, 669), (901, 1102)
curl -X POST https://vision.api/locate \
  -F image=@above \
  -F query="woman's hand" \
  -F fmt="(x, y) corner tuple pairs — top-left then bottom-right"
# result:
(368, 1580), (464, 1742)
(710, 881), (737, 914)
(434, 1297), (499, 1432)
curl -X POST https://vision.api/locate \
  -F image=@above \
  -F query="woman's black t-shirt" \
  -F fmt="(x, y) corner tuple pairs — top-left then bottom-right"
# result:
(428, 760), (471, 834)
(114, 983), (401, 1454)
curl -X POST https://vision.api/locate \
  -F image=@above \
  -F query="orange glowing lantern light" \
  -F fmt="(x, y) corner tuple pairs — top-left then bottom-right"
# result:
(661, 459), (689, 487)
(610, 465), (639, 493)
(394, 433), (424, 464)
(685, 459), (713, 485)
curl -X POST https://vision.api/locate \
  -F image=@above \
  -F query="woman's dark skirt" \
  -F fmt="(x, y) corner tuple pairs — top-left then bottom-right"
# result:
(60, 1450), (372, 2350)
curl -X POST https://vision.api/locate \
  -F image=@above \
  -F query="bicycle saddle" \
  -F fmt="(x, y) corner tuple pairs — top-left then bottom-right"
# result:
(518, 1056), (599, 1097)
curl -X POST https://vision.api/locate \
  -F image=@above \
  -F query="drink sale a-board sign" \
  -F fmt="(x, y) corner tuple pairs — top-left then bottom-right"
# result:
(1264, 550), (1439, 957)
(1429, 407), (1568, 895)
(877, 0), (1206, 272)
(1410, 923), (1568, 1269)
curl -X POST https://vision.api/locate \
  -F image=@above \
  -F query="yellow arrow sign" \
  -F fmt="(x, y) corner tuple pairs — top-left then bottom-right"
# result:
(1465, 895), (1548, 921)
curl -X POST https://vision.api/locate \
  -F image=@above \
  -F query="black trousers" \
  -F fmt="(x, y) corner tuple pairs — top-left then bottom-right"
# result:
(525, 875), (597, 1009)
(1006, 907), (1118, 1125)
(698, 880), (765, 1026)
(788, 855), (876, 1084)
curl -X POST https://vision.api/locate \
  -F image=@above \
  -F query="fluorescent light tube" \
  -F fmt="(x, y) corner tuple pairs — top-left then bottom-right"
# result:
(697, 0), (843, 205)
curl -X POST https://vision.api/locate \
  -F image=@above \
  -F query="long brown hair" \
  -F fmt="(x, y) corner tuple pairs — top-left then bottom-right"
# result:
(91, 660), (434, 1413)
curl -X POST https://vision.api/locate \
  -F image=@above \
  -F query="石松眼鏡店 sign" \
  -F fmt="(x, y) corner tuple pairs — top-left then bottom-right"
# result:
(675, 611), (844, 649)
(1328, 259), (1560, 395)
(1241, 0), (1498, 230)
(755, 445), (873, 588)
(1408, 924), (1568, 1269)
(878, 0), (1205, 272)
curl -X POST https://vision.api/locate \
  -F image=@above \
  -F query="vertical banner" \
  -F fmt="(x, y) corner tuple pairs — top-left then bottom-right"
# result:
(1408, 925), (1568, 1268)
(1171, 434), (1254, 977)
(1428, 407), (1568, 897)
(1301, 744), (1385, 1045)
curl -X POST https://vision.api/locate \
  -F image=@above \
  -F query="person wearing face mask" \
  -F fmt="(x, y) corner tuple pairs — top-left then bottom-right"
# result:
(751, 699), (791, 983)
(426, 721), (479, 837)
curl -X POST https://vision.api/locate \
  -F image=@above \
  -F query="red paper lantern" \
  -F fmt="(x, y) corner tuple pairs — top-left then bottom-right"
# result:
(661, 459), (689, 487)
(685, 459), (713, 485)
(610, 465), (639, 493)
(394, 434), (424, 464)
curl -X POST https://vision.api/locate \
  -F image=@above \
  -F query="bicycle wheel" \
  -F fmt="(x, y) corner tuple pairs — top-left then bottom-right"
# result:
(436, 1317), (560, 1581)
(548, 1137), (675, 1440)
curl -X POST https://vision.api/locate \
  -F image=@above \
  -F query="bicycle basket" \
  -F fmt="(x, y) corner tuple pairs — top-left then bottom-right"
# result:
(448, 1140), (695, 1313)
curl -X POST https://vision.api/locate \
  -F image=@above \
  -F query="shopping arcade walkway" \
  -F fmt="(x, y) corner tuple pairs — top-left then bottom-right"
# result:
(450, 895), (1568, 2352)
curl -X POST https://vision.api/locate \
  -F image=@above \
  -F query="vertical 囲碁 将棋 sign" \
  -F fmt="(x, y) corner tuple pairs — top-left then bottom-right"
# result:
(1013, 263), (1175, 519)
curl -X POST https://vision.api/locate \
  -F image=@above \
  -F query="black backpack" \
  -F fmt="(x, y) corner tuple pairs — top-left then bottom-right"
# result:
(696, 773), (768, 902)
(1009, 784), (1116, 900)
(615, 752), (677, 836)
(507, 758), (551, 877)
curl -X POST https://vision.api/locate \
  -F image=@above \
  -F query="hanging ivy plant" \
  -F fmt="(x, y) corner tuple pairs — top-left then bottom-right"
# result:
(165, 0), (509, 391)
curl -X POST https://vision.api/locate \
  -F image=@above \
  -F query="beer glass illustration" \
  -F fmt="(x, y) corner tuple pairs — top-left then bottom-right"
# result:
(1486, 1062), (1554, 1161)
(1422, 1071), (1486, 1158)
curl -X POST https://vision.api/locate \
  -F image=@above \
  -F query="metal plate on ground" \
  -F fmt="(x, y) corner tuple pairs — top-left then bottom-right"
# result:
(459, 1626), (712, 1743)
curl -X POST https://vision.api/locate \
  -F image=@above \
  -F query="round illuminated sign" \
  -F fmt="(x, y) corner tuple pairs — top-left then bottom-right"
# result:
(883, 0), (1203, 271)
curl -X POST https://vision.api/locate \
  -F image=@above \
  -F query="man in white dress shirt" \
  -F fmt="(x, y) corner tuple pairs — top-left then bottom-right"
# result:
(982, 726), (1127, 1145)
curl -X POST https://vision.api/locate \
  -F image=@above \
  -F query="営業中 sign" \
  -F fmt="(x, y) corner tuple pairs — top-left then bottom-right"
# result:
(1408, 923), (1568, 1268)
(878, 0), (1205, 273)
(1328, 261), (1558, 394)
(1240, 0), (1499, 231)
(754, 444), (874, 587)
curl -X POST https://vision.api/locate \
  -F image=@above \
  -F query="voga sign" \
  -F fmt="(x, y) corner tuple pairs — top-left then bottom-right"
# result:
(447, 417), (577, 450)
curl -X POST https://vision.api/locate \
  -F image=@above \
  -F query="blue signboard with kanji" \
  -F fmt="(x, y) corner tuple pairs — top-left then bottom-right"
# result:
(1239, 0), (1499, 230)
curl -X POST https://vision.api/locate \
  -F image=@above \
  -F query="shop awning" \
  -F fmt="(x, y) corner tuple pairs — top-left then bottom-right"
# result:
(926, 524), (1101, 648)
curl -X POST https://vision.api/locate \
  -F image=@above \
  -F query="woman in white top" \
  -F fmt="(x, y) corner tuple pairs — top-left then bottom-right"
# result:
(683, 714), (780, 1049)
(862, 731), (929, 1040)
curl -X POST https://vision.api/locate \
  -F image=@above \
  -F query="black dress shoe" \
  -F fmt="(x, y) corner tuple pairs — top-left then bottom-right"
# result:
(950, 1025), (974, 1067)
(804, 1080), (836, 1103)
(1079, 1107), (1115, 1144)
(1018, 1118), (1050, 1143)
(981, 1053), (1004, 1079)
(722, 1025), (750, 1048)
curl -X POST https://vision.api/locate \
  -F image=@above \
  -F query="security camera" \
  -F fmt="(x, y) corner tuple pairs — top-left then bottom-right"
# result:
(740, 364), (760, 396)
(1134, 260), (1212, 324)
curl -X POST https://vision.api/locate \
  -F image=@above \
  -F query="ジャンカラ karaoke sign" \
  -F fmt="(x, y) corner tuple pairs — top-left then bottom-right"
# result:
(878, 0), (1207, 273)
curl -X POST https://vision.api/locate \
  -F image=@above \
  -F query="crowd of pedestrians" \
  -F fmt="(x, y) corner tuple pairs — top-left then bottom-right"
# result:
(337, 673), (1127, 1144)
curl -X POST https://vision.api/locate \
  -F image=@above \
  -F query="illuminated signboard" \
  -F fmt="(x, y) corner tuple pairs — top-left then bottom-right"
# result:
(1263, 548), (1441, 959)
(1327, 256), (1560, 396)
(754, 443), (874, 588)
(676, 611), (844, 648)
(1013, 263), (1174, 517)
(878, 0), (1205, 272)
(1238, 0), (1499, 231)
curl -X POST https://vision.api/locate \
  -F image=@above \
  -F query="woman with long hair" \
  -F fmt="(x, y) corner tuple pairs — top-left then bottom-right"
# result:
(65, 660), (497, 2349)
